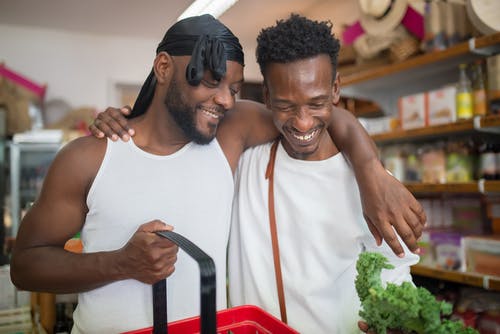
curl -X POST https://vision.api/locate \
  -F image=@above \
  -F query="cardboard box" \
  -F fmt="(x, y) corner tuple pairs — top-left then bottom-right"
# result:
(399, 93), (428, 130)
(358, 116), (399, 135)
(427, 86), (457, 125)
(429, 230), (463, 270)
(463, 235), (500, 277)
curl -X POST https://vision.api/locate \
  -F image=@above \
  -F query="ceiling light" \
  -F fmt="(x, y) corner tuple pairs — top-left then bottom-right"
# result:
(178, 0), (239, 21)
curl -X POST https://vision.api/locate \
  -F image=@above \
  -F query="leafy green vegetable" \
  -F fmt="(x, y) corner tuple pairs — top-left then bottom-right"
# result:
(355, 252), (478, 334)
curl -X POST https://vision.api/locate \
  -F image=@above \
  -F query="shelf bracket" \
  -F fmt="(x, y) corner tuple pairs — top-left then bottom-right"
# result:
(478, 179), (485, 194)
(483, 275), (490, 290)
(469, 38), (500, 56)
(473, 116), (500, 134)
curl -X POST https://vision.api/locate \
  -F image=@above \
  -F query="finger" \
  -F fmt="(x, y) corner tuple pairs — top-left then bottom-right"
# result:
(364, 215), (382, 246)
(106, 109), (132, 141)
(411, 202), (427, 228)
(392, 215), (418, 254)
(139, 220), (168, 232)
(164, 264), (175, 278)
(96, 112), (121, 139)
(380, 221), (405, 258)
(121, 106), (132, 115)
(358, 321), (369, 332)
(94, 118), (119, 141)
(404, 209), (424, 242)
(88, 124), (105, 138)
(120, 107), (136, 137)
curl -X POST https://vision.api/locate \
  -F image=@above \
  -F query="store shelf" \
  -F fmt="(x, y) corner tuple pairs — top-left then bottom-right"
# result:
(371, 114), (500, 144)
(404, 181), (500, 194)
(340, 33), (500, 113)
(342, 33), (500, 87)
(411, 264), (500, 291)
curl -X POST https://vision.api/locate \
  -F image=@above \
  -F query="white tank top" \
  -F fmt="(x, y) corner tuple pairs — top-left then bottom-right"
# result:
(72, 138), (233, 334)
(228, 141), (418, 334)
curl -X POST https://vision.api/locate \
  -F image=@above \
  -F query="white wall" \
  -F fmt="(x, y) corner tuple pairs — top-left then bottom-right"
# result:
(0, 24), (158, 110)
(0, 23), (267, 110)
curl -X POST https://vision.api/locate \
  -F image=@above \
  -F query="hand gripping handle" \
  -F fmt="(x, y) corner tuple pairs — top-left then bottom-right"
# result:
(152, 230), (216, 334)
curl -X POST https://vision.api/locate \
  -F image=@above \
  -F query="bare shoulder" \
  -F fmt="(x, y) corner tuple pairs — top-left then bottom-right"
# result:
(50, 135), (108, 186)
(56, 135), (106, 164)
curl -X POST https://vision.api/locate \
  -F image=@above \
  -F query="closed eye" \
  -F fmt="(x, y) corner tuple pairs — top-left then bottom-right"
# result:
(310, 103), (326, 109)
(201, 78), (220, 88)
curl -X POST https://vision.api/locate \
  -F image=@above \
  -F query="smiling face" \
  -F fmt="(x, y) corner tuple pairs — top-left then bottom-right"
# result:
(165, 57), (244, 144)
(264, 54), (340, 160)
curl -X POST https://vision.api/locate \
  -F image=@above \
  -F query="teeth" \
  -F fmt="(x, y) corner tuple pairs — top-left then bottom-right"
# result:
(200, 108), (219, 119)
(292, 129), (317, 141)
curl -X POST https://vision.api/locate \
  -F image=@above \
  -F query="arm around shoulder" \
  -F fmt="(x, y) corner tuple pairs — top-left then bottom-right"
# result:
(327, 107), (426, 256)
(217, 99), (279, 172)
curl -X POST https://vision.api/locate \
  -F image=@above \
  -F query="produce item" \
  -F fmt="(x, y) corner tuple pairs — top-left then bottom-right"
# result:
(355, 252), (479, 334)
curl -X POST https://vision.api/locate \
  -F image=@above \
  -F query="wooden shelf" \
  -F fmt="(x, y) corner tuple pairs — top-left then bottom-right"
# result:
(371, 114), (500, 144)
(342, 33), (500, 87)
(404, 181), (500, 194)
(340, 33), (500, 113)
(405, 182), (477, 194)
(411, 264), (500, 291)
(484, 180), (500, 193)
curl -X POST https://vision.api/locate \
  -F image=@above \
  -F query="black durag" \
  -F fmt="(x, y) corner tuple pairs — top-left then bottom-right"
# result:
(130, 14), (244, 118)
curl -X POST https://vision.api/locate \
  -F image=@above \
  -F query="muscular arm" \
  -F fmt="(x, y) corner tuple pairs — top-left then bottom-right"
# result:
(327, 107), (426, 255)
(10, 137), (176, 293)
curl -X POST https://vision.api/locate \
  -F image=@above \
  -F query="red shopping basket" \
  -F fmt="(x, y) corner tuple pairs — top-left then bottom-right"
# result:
(123, 231), (298, 334)
(125, 305), (298, 334)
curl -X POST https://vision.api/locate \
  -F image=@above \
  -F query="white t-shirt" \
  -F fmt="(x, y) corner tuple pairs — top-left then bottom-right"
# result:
(228, 141), (419, 334)
(73, 138), (234, 333)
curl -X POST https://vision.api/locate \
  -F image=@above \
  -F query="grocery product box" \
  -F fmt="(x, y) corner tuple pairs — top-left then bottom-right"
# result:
(463, 235), (500, 277)
(416, 230), (434, 266)
(427, 86), (457, 125)
(358, 116), (399, 135)
(429, 230), (463, 270)
(399, 93), (428, 130)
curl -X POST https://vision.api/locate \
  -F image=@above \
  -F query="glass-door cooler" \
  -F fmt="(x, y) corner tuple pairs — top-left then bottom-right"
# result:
(8, 141), (61, 237)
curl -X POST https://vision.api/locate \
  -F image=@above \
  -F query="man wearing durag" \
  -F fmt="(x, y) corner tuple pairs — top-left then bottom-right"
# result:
(11, 14), (245, 333)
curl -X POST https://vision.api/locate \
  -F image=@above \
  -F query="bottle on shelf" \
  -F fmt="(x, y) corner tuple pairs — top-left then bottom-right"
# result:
(456, 63), (474, 120)
(479, 141), (496, 180)
(471, 60), (488, 116)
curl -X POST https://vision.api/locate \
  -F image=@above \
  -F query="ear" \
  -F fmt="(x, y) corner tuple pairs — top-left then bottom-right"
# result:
(332, 72), (341, 105)
(153, 51), (174, 85)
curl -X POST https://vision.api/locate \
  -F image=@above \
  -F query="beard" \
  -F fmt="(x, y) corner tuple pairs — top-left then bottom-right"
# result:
(164, 79), (215, 145)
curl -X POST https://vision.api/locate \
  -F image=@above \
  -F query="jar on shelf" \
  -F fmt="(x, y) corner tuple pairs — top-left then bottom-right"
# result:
(420, 142), (447, 184)
(445, 140), (475, 182)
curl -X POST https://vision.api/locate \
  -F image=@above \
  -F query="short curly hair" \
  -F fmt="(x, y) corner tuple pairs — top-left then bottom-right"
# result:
(256, 14), (340, 79)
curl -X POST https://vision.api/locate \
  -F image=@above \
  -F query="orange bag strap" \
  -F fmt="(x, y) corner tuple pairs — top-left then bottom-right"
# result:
(265, 138), (288, 324)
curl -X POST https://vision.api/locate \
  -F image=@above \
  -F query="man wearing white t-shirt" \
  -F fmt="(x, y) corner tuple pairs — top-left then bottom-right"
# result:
(228, 14), (419, 334)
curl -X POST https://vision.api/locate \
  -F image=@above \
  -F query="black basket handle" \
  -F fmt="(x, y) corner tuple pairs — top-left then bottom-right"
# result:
(152, 230), (216, 334)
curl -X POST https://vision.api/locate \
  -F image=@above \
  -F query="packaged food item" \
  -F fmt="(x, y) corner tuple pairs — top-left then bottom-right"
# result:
(463, 235), (500, 277)
(420, 143), (446, 183)
(399, 92), (427, 130)
(427, 86), (457, 125)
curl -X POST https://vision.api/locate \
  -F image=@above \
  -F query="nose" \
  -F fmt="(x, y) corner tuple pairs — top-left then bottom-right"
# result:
(213, 87), (234, 111)
(293, 108), (314, 133)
